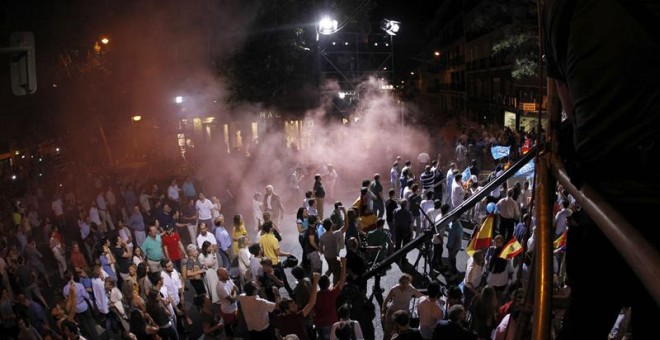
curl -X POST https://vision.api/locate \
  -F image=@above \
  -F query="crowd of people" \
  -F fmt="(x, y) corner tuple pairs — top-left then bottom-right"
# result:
(0, 121), (555, 340)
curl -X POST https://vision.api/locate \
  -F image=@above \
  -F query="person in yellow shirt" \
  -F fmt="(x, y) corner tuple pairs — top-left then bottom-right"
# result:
(232, 214), (248, 256)
(258, 221), (294, 296)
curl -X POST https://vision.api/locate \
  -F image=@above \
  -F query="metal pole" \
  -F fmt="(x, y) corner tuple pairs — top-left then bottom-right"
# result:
(531, 154), (553, 340)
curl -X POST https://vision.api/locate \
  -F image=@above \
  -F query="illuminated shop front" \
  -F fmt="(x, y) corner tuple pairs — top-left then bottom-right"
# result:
(504, 101), (548, 134)
(176, 109), (315, 160)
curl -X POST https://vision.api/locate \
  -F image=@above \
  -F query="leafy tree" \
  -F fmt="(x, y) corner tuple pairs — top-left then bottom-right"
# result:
(467, 0), (539, 80)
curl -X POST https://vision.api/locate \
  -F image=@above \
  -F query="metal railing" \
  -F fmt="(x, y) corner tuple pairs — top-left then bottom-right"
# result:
(360, 137), (660, 339)
(361, 147), (538, 281)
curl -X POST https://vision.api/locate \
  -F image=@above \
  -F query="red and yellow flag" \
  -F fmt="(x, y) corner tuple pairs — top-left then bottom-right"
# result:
(466, 215), (494, 256)
(522, 137), (531, 155)
(499, 238), (524, 259)
(553, 231), (567, 250)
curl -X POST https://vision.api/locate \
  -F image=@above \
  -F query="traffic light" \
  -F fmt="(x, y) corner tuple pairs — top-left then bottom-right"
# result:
(9, 31), (37, 96)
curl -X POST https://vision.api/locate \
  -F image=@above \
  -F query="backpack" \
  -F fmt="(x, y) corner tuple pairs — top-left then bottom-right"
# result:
(335, 320), (357, 340)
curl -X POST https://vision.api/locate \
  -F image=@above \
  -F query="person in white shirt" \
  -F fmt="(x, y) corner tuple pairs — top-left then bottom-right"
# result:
(416, 281), (444, 339)
(236, 236), (251, 284)
(519, 180), (532, 215)
(238, 281), (277, 337)
(167, 179), (181, 208)
(462, 249), (485, 309)
(252, 192), (263, 233)
(104, 277), (125, 320)
(390, 162), (400, 197)
(91, 265), (111, 330)
(496, 188), (522, 241)
(431, 203), (450, 272)
(419, 191), (435, 230)
(196, 223), (217, 249)
(89, 202), (103, 231)
(451, 173), (466, 210)
(116, 220), (134, 254)
(160, 258), (191, 327)
(248, 243), (262, 281)
(554, 199), (572, 237)
(160, 259), (184, 307)
(196, 193), (214, 233)
(325, 164), (339, 201)
(50, 231), (67, 279)
(444, 164), (457, 205)
(211, 196), (222, 220)
(215, 268), (238, 331)
(96, 191), (115, 231)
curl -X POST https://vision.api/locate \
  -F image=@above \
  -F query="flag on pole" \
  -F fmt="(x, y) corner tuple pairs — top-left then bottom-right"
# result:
(499, 238), (524, 259)
(461, 167), (471, 189)
(462, 166), (471, 182)
(553, 231), (567, 250)
(466, 215), (494, 256)
(515, 160), (535, 177)
(522, 137), (531, 155)
(491, 145), (511, 160)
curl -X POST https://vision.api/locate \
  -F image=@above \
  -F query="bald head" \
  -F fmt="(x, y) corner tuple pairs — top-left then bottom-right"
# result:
(217, 267), (229, 281)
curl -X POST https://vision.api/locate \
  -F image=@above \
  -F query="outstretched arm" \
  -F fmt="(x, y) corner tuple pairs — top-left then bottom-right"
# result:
(302, 273), (320, 317)
(339, 207), (349, 233)
(334, 257), (348, 291)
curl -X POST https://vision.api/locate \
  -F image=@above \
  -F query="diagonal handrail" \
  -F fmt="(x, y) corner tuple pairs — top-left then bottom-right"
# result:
(361, 146), (539, 281)
(548, 154), (660, 305)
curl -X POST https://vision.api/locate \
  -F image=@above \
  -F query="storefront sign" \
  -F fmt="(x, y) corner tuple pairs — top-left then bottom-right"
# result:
(259, 111), (281, 119)
(522, 102), (537, 111)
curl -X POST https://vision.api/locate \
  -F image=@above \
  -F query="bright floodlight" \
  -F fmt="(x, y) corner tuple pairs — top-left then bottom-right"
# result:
(381, 19), (401, 36)
(318, 16), (338, 35)
(175, 96), (183, 104)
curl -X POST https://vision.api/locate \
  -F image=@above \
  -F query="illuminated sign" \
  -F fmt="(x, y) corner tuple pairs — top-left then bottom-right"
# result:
(522, 102), (537, 111)
(259, 111), (281, 119)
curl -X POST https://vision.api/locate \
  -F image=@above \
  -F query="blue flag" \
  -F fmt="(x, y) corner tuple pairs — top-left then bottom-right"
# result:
(491, 145), (511, 160)
(462, 167), (471, 181)
(515, 160), (535, 177)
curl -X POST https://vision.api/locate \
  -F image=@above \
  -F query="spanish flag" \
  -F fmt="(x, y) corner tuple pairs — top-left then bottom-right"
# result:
(466, 215), (494, 256)
(554, 231), (567, 250)
(522, 137), (531, 155)
(499, 238), (524, 259)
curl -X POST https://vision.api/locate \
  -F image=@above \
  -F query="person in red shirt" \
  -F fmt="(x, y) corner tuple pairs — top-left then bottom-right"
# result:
(161, 224), (187, 272)
(313, 257), (347, 339)
(274, 273), (320, 340)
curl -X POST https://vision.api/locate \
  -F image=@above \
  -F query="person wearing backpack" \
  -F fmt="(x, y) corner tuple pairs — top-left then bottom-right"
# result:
(330, 304), (364, 340)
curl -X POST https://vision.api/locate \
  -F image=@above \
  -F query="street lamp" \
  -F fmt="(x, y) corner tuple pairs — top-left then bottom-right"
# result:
(131, 115), (142, 122)
(381, 19), (401, 36)
(318, 16), (339, 36)
(175, 96), (183, 104)
(380, 19), (401, 91)
(94, 36), (110, 54)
